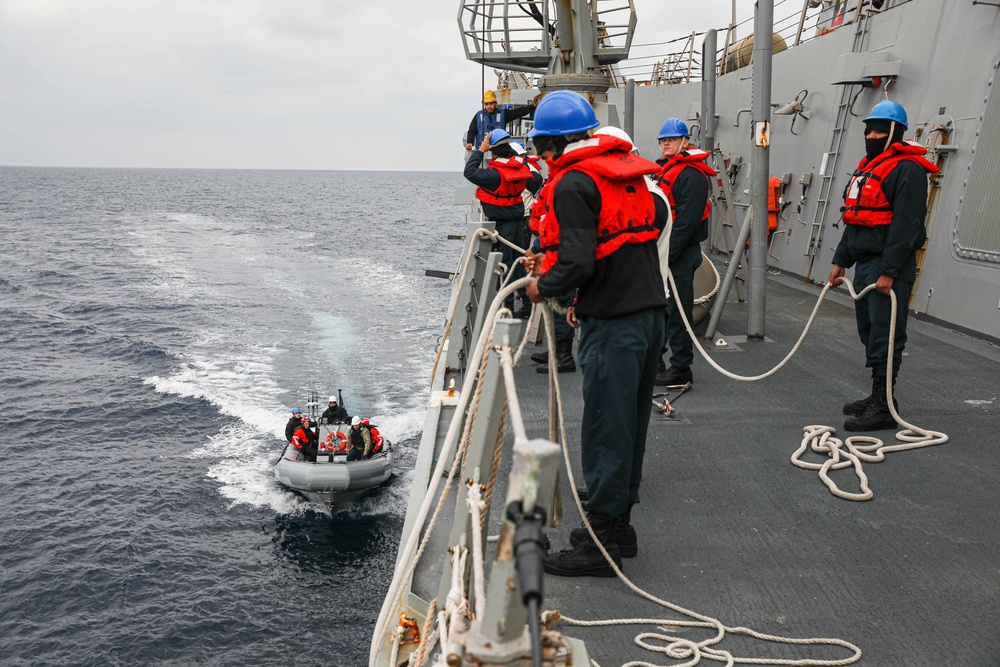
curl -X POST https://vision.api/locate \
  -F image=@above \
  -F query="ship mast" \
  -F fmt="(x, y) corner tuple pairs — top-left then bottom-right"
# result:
(458, 0), (637, 126)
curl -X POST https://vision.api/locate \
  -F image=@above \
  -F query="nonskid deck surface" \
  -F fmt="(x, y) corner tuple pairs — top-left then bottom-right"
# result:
(496, 264), (999, 666)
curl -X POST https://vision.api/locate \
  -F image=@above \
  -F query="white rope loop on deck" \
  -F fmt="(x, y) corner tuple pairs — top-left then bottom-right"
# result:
(666, 267), (948, 501)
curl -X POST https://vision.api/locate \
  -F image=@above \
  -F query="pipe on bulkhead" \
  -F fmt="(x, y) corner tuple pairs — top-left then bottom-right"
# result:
(748, 0), (774, 338)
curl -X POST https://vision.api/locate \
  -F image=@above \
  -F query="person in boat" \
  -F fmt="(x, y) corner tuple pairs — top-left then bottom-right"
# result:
(284, 407), (302, 443)
(464, 128), (544, 317)
(321, 395), (349, 425)
(291, 414), (319, 462)
(653, 118), (715, 388)
(828, 100), (938, 432)
(524, 90), (669, 577)
(464, 89), (535, 151)
(361, 418), (383, 455)
(346, 415), (371, 462)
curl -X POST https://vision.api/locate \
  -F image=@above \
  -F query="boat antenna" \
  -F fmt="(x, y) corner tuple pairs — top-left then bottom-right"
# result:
(338, 388), (345, 416)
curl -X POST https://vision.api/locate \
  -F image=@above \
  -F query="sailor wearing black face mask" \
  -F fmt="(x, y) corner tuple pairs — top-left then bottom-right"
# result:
(828, 100), (939, 432)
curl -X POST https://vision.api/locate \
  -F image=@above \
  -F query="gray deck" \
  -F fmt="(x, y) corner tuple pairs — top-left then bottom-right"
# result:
(505, 262), (999, 666)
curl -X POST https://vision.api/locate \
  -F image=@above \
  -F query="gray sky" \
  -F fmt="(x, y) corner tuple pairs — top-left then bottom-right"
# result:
(0, 1), (751, 171)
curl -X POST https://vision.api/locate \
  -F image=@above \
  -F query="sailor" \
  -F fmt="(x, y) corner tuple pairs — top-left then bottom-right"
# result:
(361, 417), (384, 454)
(464, 90), (535, 151)
(291, 415), (319, 462)
(828, 100), (938, 431)
(524, 91), (669, 577)
(321, 395), (349, 424)
(284, 407), (302, 443)
(346, 415), (372, 461)
(653, 118), (715, 387)
(464, 128), (544, 317)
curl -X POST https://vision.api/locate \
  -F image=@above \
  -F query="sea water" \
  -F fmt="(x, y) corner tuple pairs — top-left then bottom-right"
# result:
(0, 166), (465, 665)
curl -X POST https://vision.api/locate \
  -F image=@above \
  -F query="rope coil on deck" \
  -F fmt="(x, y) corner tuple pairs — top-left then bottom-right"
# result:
(666, 266), (948, 501)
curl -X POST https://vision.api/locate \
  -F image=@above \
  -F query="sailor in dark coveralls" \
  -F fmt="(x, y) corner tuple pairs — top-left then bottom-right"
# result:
(828, 100), (938, 431)
(525, 90), (669, 577)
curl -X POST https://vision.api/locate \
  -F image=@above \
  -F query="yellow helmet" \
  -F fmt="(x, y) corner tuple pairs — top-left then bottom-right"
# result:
(483, 90), (497, 104)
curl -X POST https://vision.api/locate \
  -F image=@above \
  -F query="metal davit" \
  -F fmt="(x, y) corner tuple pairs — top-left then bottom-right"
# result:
(457, 0), (636, 95)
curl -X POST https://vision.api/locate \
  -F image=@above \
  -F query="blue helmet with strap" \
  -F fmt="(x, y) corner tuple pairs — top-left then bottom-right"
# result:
(488, 128), (511, 145)
(658, 118), (689, 139)
(864, 100), (908, 129)
(527, 90), (600, 138)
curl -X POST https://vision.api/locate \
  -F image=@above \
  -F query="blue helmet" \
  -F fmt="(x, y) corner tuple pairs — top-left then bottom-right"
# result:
(527, 90), (600, 138)
(864, 100), (908, 129)
(488, 128), (511, 145)
(291, 407), (301, 414)
(658, 118), (689, 139)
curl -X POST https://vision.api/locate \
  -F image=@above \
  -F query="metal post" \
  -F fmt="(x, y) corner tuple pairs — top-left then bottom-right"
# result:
(701, 30), (717, 257)
(794, 0), (811, 46)
(704, 207), (752, 341)
(748, 0), (773, 339)
(624, 78), (635, 139)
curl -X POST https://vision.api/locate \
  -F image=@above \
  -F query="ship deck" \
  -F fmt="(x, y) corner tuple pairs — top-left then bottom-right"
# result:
(501, 260), (999, 666)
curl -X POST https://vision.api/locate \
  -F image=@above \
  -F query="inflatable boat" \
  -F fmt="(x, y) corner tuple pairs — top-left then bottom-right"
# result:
(273, 422), (395, 506)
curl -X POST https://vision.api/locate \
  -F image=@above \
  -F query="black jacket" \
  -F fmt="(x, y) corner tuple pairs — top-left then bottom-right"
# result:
(285, 416), (301, 443)
(536, 170), (669, 318)
(321, 405), (349, 424)
(832, 159), (928, 283)
(655, 157), (711, 263)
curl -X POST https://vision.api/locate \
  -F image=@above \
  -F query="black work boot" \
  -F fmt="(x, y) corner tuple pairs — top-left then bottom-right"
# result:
(655, 364), (692, 386)
(543, 514), (621, 577)
(569, 505), (638, 558)
(536, 339), (575, 373)
(844, 378), (897, 416)
(530, 348), (549, 364)
(514, 302), (533, 319)
(844, 391), (898, 432)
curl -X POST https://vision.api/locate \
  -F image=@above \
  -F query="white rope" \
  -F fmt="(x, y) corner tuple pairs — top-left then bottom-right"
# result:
(529, 285), (861, 665)
(369, 276), (535, 666)
(667, 267), (948, 500)
(788, 282), (948, 499)
(467, 481), (488, 621)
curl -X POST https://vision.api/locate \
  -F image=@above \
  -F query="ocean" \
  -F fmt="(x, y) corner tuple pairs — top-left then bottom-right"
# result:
(0, 166), (466, 665)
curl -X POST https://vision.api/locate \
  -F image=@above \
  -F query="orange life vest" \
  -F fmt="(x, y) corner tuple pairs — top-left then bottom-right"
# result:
(532, 134), (661, 274)
(655, 148), (716, 223)
(475, 157), (533, 207)
(842, 141), (938, 227)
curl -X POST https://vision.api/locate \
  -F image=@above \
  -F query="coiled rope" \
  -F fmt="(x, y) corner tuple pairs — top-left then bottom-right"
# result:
(664, 266), (948, 500)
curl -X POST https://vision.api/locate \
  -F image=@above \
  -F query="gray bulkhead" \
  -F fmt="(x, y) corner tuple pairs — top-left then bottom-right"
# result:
(610, 0), (1000, 341)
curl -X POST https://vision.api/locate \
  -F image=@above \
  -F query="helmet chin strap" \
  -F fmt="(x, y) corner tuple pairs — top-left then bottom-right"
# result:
(884, 120), (896, 153)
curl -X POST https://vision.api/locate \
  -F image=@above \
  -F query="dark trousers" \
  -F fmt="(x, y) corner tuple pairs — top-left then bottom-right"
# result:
(496, 219), (528, 306)
(346, 448), (365, 462)
(852, 258), (912, 381)
(577, 308), (666, 519)
(663, 244), (702, 370)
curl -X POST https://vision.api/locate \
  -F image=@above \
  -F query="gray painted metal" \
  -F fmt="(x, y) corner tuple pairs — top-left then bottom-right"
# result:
(608, 0), (1000, 341)
(749, 0), (775, 338)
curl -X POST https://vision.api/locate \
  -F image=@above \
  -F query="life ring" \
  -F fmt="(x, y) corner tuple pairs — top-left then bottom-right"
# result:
(324, 431), (348, 452)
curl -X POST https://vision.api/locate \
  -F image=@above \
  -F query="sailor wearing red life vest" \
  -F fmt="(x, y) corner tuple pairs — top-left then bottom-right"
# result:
(464, 128), (544, 316)
(291, 415), (318, 462)
(524, 90), (669, 578)
(828, 100), (938, 432)
(653, 118), (716, 388)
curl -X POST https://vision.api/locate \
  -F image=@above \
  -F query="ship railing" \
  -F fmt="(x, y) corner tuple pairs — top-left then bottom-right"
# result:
(614, 0), (912, 86)
(457, 0), (636, 73)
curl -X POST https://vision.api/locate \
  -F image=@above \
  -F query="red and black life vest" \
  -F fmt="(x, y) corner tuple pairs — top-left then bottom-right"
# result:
(291, 426), (312, 450)
(655, 148), (716, 222)
(841, 140), (938, 227)
(475, 157), (533, 207)
(531, 134), (661, 275)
